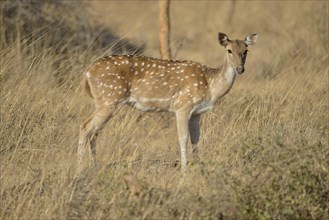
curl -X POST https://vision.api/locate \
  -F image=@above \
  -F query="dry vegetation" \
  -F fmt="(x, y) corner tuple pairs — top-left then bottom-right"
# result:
(0, 1), (328, 219)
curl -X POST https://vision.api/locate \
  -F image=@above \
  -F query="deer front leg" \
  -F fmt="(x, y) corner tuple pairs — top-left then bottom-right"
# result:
(189, 114), (200, 160)
(175, 110), (191, 172)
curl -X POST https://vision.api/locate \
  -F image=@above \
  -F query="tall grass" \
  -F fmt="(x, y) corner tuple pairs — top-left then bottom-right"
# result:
(0, 1), (328, 219)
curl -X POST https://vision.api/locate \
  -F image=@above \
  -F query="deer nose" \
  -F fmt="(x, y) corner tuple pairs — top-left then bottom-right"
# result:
(236, 66), (244, 74)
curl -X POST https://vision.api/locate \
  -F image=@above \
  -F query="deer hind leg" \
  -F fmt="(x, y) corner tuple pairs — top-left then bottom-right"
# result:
(188, 114), (201, 160)
(175, 109), (192, 172)
(78, 106), (115, 172)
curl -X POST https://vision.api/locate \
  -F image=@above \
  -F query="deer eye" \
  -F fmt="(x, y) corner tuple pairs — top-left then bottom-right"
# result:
(227, 49), (232, 54)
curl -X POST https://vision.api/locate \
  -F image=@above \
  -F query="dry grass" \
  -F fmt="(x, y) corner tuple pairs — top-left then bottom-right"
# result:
(1, 1), (328, 219)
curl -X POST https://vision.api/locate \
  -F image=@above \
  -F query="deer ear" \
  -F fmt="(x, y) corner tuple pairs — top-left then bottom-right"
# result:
(218, 32), (229, 47)
(245, 33), (258, 46)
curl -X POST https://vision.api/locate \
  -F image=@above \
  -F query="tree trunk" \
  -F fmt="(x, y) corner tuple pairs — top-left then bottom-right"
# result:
(159, 0), (172, 60)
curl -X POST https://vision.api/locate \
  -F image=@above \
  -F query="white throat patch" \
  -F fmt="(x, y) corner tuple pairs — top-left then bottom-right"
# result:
(225, 67), (236, 85)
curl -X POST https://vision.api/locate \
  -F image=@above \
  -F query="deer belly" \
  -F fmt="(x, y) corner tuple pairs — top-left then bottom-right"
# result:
(193, 100), (214, 114)
(128, 96), (172, 112)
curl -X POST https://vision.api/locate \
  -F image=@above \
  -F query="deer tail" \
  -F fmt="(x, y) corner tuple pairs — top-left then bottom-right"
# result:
(84, 78), (93, 98)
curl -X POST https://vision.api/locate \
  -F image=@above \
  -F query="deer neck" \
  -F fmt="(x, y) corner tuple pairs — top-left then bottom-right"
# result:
(206, 56), (237, 103)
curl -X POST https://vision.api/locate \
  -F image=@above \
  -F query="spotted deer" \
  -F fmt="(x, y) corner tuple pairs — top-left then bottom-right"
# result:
(78, 32), (258, 172)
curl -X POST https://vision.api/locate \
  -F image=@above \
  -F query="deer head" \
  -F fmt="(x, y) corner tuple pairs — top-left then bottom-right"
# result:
(218, 32), (258, 74)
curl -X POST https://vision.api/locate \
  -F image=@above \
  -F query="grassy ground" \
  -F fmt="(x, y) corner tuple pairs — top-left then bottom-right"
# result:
(0, 1), (328, 219)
